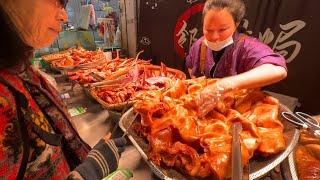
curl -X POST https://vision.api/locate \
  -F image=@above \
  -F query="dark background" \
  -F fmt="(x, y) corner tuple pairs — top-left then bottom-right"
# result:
(137, 0), (320, 115)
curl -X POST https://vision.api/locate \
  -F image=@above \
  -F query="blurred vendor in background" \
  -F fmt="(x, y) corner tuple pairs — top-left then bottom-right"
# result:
(0, 0), (125, 179)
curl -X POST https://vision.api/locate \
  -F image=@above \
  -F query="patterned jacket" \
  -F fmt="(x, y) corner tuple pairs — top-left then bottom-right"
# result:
(0, 66), (123, 179)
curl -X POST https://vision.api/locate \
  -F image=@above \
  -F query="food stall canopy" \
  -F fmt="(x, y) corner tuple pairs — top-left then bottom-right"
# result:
(137, 0), (320, 115)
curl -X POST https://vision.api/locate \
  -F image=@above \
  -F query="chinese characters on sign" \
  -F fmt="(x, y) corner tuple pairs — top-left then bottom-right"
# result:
(173, 3), (204, 58)
(174, 2), (306, 63)
(176, 20), (199, 52)
(242, 19), (306, 63)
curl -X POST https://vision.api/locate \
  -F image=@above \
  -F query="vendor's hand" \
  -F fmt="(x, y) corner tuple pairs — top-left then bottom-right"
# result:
(196, 79), (235, 118)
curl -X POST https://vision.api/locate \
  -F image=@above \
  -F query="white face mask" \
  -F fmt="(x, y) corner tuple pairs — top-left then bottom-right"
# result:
(204, 35), (234, 51)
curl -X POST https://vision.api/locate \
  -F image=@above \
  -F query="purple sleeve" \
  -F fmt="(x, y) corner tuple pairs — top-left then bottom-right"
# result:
(239, 38), (287, 72)
(185, 44), (196, 69)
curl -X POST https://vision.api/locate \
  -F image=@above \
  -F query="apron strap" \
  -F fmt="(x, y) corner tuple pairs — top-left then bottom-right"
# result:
(200, 39), (207, 76)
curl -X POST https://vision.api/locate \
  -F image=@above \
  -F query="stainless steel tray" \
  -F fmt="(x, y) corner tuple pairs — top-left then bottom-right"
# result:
(288, 152), (298, 180)
(119, 104), (300, 180)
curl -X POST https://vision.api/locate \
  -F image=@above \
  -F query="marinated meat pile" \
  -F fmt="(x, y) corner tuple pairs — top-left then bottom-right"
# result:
(133, 77), (286, 179)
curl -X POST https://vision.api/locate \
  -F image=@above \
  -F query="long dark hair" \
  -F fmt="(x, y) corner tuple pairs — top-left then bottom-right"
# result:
(0, 6), (33, 70)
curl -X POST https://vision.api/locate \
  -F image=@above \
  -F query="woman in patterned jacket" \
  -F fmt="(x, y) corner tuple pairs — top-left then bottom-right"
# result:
(0, 0), (126, 179)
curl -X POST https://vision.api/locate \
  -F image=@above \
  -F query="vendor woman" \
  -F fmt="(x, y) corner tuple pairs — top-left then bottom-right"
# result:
(186, 0), (287, 98)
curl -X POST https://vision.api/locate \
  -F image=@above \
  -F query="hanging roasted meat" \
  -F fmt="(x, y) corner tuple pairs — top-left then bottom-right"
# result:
(133, 77), (286, 179)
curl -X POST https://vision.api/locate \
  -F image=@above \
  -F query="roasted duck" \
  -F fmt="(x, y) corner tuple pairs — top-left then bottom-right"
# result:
(133, 77), (286, 179)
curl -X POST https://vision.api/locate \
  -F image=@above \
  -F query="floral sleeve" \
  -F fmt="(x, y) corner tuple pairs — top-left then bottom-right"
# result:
(0, 83), (24, 179)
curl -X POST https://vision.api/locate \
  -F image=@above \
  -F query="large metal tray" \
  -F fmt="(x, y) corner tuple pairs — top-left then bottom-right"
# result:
(287, 152), (298, 180)
(119, 104), (300, 180)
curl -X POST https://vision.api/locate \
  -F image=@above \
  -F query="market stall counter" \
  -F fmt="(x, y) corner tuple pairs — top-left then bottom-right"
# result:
(52, 72), (302, 180)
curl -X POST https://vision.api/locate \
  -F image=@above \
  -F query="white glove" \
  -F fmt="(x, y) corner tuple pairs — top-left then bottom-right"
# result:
(197, 79), (235, 118)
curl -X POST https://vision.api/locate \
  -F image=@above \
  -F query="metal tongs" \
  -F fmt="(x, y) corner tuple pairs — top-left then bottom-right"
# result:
(232, 122), (244, 180)
(121, 113), (139, 137)
(111, 100), (139, 138)
(282, 111), (320, 138)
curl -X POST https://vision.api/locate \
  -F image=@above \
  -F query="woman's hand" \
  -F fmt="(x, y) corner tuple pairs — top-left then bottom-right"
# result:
(74, 136), (127, 179)
(197, 78), (234, 117)
(196, 64), (287, 117)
